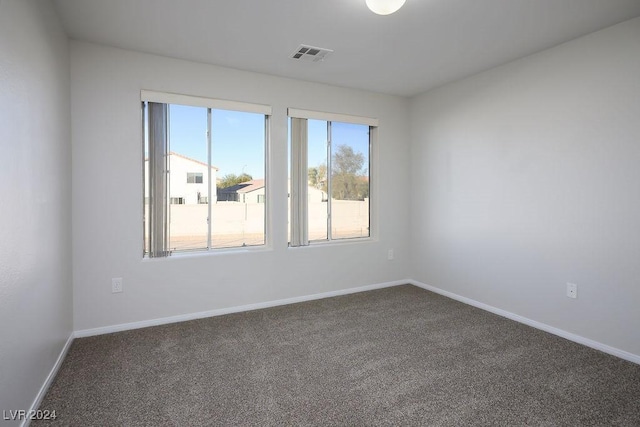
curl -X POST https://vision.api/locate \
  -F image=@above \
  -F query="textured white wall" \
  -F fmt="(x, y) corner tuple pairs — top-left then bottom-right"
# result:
(0, 0), (72, 421)
(70, 42), (411, 331)
(410, 18), (640, 356)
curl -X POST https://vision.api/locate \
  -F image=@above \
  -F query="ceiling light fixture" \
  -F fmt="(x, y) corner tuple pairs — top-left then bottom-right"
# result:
(366, 0), (406, 15)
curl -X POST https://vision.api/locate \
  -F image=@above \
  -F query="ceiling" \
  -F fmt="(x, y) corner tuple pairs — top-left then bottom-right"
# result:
(52, 0), (640, 97)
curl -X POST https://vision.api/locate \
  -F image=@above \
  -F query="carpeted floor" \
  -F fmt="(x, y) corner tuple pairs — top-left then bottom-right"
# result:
(35, 285), (640, 426)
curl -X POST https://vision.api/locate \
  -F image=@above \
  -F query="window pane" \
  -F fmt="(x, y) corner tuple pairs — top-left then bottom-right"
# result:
(187, 172), (203, 184)
(212, 110), (265, 248)
(168, 105), (209, 251)
(308, 119), (328, 241)
(330, 122), (370, 239)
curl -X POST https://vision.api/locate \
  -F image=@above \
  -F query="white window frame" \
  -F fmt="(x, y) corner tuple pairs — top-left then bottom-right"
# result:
(142, 90), (272, 257)
(288, 108), (377, 247)
(141, 90), (272, 115)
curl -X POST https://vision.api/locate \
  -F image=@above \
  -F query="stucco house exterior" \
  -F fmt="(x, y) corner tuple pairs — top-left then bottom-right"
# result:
(144, 152), (218, 204)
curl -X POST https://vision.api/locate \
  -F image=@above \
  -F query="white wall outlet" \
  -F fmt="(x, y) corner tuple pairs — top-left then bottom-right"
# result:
(387, 249), (394, 260)
(566, 282), (577, 299)
(112, 277), (123, 293)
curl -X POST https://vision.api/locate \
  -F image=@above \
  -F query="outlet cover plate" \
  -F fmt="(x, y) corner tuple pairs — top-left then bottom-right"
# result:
(566, 282), (577, 299)
(112, 277), (123, 293)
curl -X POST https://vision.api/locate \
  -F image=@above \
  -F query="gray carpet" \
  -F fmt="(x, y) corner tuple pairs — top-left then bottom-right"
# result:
(35, 285), (640, 426)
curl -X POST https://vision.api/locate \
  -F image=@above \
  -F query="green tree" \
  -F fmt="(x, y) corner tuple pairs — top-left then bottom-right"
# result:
(308, 163), (327, 191)
(218, 173), (252, 189)
(331, 145), (368, 200)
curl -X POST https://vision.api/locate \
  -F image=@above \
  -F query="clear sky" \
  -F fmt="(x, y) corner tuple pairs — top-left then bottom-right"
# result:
(169, 105), (265, 178)
(168, 105), (369, 179)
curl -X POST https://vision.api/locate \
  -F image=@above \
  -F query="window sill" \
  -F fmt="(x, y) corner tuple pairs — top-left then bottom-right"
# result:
(142, 245), (272, 261)
(288, 236), (376, 250)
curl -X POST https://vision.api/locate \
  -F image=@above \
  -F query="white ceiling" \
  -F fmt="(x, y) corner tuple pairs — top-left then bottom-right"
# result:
(52, 0), (640, 97)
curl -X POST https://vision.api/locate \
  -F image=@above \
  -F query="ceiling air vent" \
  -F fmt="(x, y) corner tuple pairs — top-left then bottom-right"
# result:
(290, 44), (333, 62)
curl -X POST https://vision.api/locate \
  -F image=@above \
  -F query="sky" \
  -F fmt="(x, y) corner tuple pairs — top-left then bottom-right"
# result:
(167, 105), (369, 180)
(169, 105), (265, 178)
(308, 119), (370, 174)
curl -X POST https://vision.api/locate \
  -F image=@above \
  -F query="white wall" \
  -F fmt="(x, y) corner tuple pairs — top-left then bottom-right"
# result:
(71, 42), (411, 331)
(410, 17), (640, 356)
(0, 0), (72, 421)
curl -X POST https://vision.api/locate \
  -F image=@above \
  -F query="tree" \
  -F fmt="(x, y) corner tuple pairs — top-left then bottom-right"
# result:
(218, 173), (252, 189)
(331, 145), (368, 200)
(307, 145), (368, 200)
(333, 145), (364, 176)
(308, 163), (327, 191)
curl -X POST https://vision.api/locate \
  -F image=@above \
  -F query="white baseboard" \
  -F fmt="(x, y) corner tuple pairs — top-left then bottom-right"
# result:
(22, 333), (74, 427)
(409, 279), (640, 365)
(21, 278), (638, 425)
(74, 279), (409, 338)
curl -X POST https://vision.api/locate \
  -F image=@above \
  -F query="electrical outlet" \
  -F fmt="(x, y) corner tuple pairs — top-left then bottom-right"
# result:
(566, 282), (577, 299)
(387, 249), (394, 260)
(112, 277), (123, 293)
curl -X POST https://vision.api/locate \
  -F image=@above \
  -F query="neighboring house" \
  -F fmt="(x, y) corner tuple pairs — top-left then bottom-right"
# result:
(144, 152), (218, 204)
(287, 179), (328, 203)
(218, 179), (265, 203)
(218, 179), (328, 203)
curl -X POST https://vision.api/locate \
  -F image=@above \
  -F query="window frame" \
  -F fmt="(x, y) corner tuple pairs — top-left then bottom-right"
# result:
(288, 108), (377, 247)
(142, 91), (272, 258)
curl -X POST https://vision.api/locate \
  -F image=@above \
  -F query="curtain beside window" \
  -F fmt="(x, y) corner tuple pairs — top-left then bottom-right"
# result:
(290, 117), (309, 247)
(147, 102), (169, 257)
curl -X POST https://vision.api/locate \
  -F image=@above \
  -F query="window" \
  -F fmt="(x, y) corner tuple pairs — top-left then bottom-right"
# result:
(288, 108), (375, 246)
(187, 172), (203, 184)
(143, 91), (270, 257)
